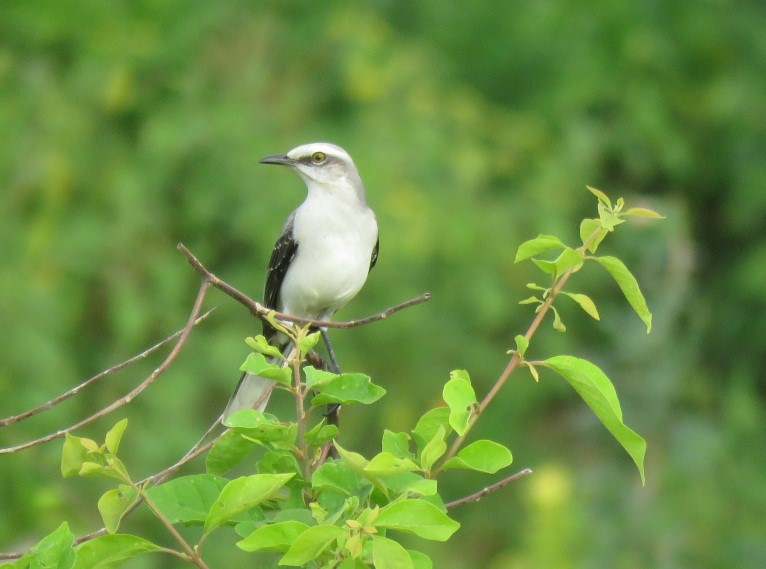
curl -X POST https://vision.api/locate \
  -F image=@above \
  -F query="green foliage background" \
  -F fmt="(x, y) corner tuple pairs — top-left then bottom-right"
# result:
(1, 1), (764, 567)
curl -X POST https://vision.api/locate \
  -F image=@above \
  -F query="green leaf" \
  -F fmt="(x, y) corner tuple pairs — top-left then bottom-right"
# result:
(312, 460), (372, 499)
(98, 485), (138, 533)
(594, 256), (653, 333)
(337, 558), (368, 569)
(562, 292), (601, 320)
(372, 535), (414, 569)
(551, 306), (566, 332)
(225, 410), (295, 444)
(62, 433), (93, 478)
(525, 362), (540, 382)
(239, 353), (292, 385)
(272, 509), (316, 527)
(598, 201), (625, 230)
(553, 247), (585, 276)
(442, 371), (476, 436)
(305, 420), (339, 448)
(104, 419), (128, 455)
(237, 520), (309, 552)
(514, 335), (529, 357)
(376, 499), (460, 541)
(381, 430), (413, 460)
(72, 534), (163, 569)
(365, 452), (420, 476)
(579, 218), (608, 253)
(412, 407), (451, 453)
(419, 426), (447, 473)
(532, 258), (557, 276)
(205, 429), (256, 475)
(78, 457), (127, 481)
(623, 207), (664, 219)
(278, 524), (346, 566)
(442, 440), (513, 473)
(79, 461), (107, 477)
(12, 522), (75, 569)
(518, 296), (543, 305)
(514, 234), (566, 263)
(264, 310), (294, 336)
(147, 474), (230, 525)
(408, 549), (434, 569)
(331, 443), (370, 471)
(297, 330), (321, 356)
(378, 472), (438, 497)
(587, 185), (611, 207)
(333, 444), (399, 492)
(311, 373), (386, 406)
(304, 366), (338, 388)
(246, 334), (285, 359)
(204, 473), (294, 534)
(258, 449), (304, 478)
(83, 437), (101, 452)
(542, 356), (647, 484)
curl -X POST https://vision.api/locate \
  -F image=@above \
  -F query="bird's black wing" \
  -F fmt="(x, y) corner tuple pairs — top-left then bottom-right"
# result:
(369, 237), (379, 271)
(263, 214), (298, 339)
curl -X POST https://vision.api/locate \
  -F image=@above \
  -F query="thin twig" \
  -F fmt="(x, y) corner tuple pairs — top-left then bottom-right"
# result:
(1, 356), (223, 561)
(132, 478), (210, 569)
(178, 243), (430, 329)
(0, 309), (216, 428)
(146, 419), (222, 486)
(434, 228), (605, 474)
(0, 281), (211, 455)
(445, 468), (533, 509)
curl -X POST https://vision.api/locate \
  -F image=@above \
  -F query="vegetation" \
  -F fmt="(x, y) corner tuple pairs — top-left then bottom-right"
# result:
(1, 2), (764, 567)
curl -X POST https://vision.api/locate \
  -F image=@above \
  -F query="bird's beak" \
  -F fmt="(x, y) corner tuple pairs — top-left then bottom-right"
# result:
(259, 154), (294, 166)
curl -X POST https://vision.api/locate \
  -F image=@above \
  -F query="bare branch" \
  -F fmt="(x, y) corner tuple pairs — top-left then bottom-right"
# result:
(0, 309), (216, 428)
(177, 243), (430, 329)
(0, 281), (211, 455)
(445, 468), (533, 509)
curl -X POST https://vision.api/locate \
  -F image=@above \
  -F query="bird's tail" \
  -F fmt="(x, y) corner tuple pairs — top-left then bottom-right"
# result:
(222, 368), (276, 421)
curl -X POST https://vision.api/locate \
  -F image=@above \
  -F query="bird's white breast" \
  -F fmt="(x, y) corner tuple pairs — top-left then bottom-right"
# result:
(279, 189), (378, 320)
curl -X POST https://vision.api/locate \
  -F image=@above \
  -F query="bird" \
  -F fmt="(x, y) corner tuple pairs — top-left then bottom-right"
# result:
(223, 142), (379, 421)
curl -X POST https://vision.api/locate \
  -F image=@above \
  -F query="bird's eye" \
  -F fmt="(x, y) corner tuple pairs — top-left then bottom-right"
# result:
(310, 151), (326, 164)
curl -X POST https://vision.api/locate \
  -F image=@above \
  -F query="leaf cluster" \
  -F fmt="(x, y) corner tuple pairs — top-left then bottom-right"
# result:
(3, 188), (662, 568)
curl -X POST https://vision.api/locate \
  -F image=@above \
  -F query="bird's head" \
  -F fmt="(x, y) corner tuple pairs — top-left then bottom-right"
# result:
(259, 142), (364, 195)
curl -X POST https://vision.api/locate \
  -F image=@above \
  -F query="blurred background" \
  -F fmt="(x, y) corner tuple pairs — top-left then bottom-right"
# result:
(1, 1), (765, 567)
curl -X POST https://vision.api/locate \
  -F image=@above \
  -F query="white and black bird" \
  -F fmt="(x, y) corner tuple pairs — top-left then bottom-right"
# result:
(223, 142), (379, 420)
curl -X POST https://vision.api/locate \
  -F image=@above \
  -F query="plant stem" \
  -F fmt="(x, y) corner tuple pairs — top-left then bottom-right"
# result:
(292, 351), (311, 481)
(444, 468), (533, 508)
(434, 228), (605, 474)
(126, 478), (210, 569)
